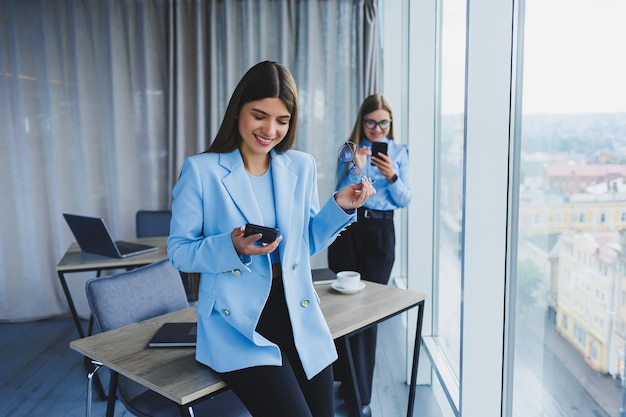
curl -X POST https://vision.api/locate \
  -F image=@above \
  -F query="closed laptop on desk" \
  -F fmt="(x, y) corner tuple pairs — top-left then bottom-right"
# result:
(63, 213), (158, 258)
(148, 322), (197, 347)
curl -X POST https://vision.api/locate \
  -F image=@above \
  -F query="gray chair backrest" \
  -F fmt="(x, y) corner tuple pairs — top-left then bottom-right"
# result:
(85, 259), (190, 415)
(86, 258), (189, 332)
(136, 210), (172, 239)
(85, 260), (251, 417)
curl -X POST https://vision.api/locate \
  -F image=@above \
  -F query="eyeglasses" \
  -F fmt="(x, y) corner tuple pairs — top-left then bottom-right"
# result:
(338, 141), (364, 183)
(363, 119), (392, 130)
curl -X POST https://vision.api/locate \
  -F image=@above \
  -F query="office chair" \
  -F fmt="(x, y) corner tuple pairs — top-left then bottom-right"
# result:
(85, 259), (250, 417)
(135, 209), (172, 238)
(135, 209), (198, 302)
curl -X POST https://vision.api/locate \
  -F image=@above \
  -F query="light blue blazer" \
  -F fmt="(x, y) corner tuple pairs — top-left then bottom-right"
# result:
(167, 148), (356, 379)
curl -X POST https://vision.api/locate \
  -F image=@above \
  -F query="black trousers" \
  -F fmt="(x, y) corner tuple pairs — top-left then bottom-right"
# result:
(327, 214), (395, 405)
(217, 277), (335, 417)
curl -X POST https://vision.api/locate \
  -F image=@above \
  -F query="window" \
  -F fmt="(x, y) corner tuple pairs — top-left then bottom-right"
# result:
(432, 0), (466, 383)
(396, 0), (625, 415)
(512, 1), (626, 415)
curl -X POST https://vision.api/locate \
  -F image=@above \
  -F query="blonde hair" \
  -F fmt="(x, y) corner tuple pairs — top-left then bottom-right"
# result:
(347, 93), (395, 146)
(336, 94), (395, 188)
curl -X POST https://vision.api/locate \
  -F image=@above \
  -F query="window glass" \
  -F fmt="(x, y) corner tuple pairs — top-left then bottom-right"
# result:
(513, 1), (626, 415)
(434, 0), (466, 378)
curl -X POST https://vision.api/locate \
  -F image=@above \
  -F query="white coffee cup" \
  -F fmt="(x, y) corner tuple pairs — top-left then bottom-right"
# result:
(336, 271), (361, 290)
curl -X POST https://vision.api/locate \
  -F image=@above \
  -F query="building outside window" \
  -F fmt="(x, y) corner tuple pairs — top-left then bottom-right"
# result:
(512, 1), (626, 416)
(398, 0), (626, 416)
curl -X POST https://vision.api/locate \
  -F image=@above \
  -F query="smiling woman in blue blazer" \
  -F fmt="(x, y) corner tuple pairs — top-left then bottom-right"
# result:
(167, 61), (375, 417)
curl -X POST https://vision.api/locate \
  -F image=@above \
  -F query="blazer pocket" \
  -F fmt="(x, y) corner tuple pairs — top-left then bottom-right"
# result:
(196, 293), (216, 318)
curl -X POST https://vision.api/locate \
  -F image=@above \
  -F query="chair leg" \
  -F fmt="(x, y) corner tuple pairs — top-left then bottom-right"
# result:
(83, 356), (107, 400)
(86, 361), (103, 417)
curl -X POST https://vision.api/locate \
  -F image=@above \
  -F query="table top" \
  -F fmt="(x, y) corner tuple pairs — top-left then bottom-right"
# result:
(70, 279), (426, 405)
(316, 279), (425, 340)
(56, 237), (168, 272)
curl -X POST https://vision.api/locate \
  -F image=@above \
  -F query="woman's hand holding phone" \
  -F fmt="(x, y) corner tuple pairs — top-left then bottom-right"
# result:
(370, 142), (396, 181)
(370, 142), (388, 166)
(232, 225), (281, 256)
(243, 224), (279, 243)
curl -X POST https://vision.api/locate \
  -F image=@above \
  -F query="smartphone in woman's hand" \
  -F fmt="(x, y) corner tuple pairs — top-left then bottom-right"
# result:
(244, 224), (279, 243)
(371, 142), (388, 165)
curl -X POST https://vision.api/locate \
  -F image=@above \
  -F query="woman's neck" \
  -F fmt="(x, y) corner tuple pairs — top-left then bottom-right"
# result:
(241, 148), (270, 176)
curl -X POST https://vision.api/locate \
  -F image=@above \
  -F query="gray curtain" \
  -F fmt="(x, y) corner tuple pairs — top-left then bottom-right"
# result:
(0, 0), (170, 321)
(169, 0), (380, 200)
(0, 0), (379, 321)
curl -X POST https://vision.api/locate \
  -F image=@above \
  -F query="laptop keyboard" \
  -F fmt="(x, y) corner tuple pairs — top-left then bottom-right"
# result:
(116, 241), (154, 254)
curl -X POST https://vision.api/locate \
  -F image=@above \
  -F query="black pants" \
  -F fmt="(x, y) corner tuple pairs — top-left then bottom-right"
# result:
(218, 277), (335, 417)
(328, 214), (395, 405)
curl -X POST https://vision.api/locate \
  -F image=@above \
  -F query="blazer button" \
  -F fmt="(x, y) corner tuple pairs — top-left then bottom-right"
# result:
(300, 299), (310, 308)
(231, 269), (242, 277)
(221, 309), (231, 316)
(292, 262), (299, 271)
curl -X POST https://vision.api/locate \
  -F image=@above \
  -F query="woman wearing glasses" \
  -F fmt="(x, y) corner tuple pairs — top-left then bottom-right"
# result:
(328, 93), (412, 417)
(168, 61), (375, 417)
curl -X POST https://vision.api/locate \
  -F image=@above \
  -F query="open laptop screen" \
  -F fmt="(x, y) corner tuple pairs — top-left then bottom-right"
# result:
(63, 213), (158, 258)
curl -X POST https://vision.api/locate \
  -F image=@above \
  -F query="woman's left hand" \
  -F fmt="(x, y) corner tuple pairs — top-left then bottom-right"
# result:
(352, 144), (369, 169)
(334, 177), (376, 210)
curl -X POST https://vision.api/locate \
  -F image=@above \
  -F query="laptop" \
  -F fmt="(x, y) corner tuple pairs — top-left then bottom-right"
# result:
(63, 213), (159, 258)
(148, 322), (197, 347)
(312, 268), (338, 284)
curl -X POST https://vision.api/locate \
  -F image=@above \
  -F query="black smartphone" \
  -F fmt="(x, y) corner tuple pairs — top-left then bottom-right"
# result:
(371, 142), (388, 165)
(244, 223), (279, 243)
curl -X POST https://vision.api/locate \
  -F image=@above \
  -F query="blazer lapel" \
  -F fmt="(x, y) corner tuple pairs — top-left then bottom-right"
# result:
(219, 150), (264, 225)
(271, 151), (297, 236)
(219, 149), (297, 231)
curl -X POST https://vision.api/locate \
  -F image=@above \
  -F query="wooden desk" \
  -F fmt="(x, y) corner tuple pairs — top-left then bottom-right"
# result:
(71, 281), (426, 417)
(57, 237), (168, 338)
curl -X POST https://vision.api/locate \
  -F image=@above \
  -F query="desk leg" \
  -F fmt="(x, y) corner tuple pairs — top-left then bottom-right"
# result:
(178, 405), (193, 417)
(60, 269), (109, 399)
(57, 271), (85, 338)
(343, 335), (364, 417)
(106, 371), (118, 417)
(406, 301), (425, 417)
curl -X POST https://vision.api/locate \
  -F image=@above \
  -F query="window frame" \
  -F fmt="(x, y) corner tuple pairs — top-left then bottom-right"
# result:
(382, 0), (520, 416)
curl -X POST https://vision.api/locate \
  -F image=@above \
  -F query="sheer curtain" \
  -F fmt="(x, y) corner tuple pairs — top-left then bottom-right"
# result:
(0, 1), (169, 321)
(170, 0), (380, 200)
(0, 0), (379, 321)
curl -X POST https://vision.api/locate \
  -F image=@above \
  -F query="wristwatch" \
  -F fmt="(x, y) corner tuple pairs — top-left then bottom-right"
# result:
(388, 174), (398, 184)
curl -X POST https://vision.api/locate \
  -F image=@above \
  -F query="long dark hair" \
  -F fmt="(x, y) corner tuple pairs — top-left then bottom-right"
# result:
(205, 61), (299, 153)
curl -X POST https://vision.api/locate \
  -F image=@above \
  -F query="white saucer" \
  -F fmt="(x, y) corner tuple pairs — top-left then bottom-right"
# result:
(331, 280), (366, 294)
